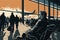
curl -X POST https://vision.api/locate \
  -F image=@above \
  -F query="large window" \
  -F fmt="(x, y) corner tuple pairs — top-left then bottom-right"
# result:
(32, 0), (60, 9)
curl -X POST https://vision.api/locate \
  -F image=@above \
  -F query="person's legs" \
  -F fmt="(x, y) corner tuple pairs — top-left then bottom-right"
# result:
(2, 24), (4, 31)
(10, 23), (14, 32)
(16, 23), (18, 30)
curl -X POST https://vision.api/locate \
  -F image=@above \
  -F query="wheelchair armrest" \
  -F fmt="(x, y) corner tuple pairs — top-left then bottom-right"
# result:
(47, 24), (56, 27)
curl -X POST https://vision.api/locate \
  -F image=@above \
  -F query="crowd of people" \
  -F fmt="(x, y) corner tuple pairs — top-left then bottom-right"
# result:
(0, 12), (25, 40)
(0, 12), (20, 32)
(0, 12), (38, 40)
(0, 11), (57, 40)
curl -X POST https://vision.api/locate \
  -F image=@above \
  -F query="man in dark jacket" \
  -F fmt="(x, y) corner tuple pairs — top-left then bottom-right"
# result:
(27, 11), (48, 40)
(15, 15), (19, 30)
(1, 12), (6, 31)
(10, 12), (15, 32)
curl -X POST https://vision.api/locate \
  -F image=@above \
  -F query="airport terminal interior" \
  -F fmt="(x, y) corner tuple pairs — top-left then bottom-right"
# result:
(0, 0), (60, 40)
